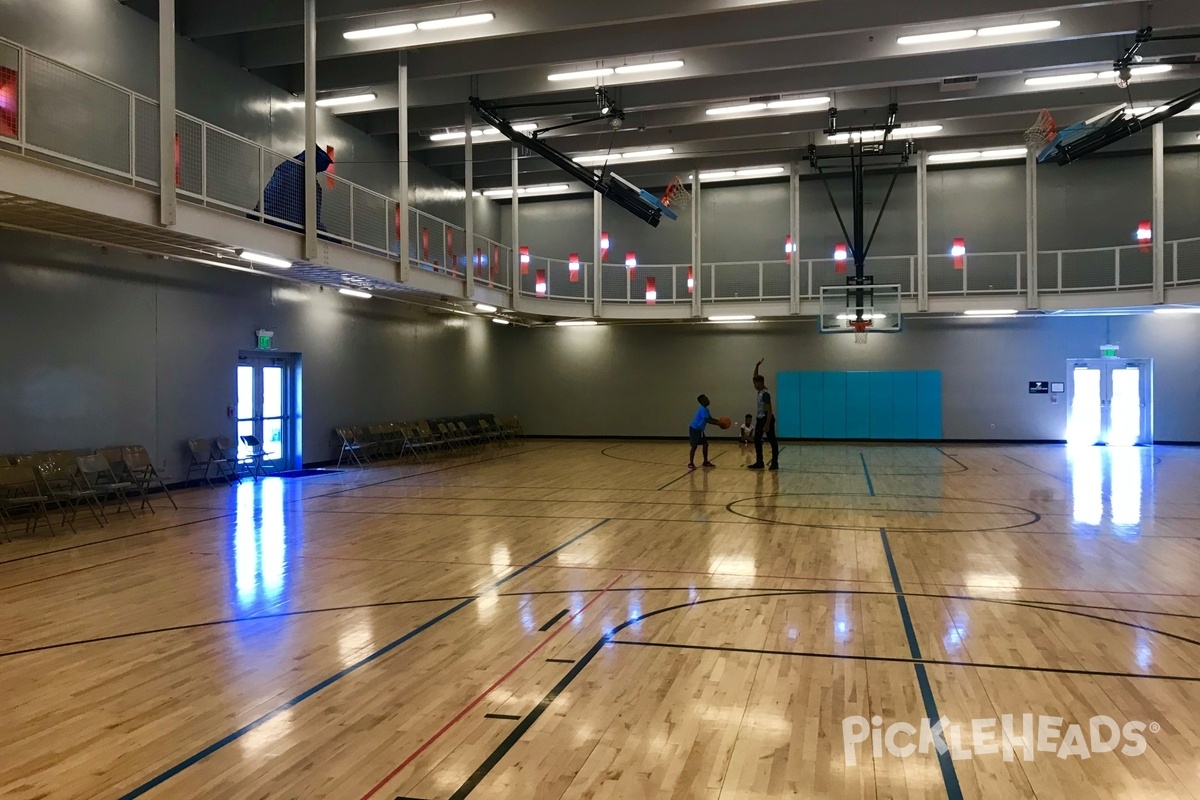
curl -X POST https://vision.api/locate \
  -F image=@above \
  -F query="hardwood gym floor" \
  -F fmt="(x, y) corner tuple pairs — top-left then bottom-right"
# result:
(2, 440), (1199, 799)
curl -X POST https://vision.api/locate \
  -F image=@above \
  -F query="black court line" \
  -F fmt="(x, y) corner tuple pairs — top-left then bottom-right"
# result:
(1003, 453), (1071, 484)
(610, 639), (1200, 683)
(545, 657), (576, 664)
(483, 713), (522, 721)
(935, 447), (970, 473)
(538, 609), (570, 631)
(0, 552), (150, 592)
(116, 517), (612, 800)
(880, 526), (963, 800)
(0, 512), (235, 567)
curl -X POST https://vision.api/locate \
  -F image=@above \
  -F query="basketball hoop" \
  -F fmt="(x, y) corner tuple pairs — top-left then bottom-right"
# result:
(1024, 109), (1058, 150)
(662, 176), (693, 212)
(851, 319), (872, 344)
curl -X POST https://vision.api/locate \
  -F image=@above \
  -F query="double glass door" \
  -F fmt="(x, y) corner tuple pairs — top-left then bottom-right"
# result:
(236, 354), (294, 467)
(1067, 359), (1152, 446)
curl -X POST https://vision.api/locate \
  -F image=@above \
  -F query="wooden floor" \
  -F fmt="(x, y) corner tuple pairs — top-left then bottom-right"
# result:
(3, 440), (1200, 799)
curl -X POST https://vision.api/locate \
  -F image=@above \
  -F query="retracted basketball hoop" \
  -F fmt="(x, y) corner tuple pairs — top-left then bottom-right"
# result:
(1024, 108), (1058, 150)
(661, 176), (692, 212)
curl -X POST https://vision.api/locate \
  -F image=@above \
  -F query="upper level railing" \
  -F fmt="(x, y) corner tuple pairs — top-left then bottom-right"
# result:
(0, 38), (511, 291)
(4, 38), (1200, 308)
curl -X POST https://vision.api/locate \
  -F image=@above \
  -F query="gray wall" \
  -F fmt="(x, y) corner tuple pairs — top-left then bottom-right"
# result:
(0, 0), (502, 238)
(497, 314), (1200, 442)
(0, 231), (505, 478)
(495, 151), (1200, 264)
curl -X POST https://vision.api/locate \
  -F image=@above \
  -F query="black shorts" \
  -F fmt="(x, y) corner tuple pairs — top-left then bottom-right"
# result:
(688, 426), (706, 446)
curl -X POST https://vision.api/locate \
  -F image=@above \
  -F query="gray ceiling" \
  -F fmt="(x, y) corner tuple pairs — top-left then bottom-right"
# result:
(123, 0), (1200, 189)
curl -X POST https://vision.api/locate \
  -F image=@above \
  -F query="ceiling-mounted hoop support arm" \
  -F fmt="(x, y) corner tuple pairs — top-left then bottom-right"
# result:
(470, 95), (663, 226)
(1047, 84), (1200, 164)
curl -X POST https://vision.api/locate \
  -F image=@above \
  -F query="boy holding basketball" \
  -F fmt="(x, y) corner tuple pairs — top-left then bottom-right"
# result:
(688, 394), (723, 470)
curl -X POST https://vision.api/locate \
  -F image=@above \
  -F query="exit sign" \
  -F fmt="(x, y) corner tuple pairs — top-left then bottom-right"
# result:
(1100, 344), (1119, 358)
(256, 329), (274, 350)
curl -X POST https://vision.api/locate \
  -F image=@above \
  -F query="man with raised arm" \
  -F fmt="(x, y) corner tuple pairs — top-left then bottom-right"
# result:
(749, 357), (779, 471)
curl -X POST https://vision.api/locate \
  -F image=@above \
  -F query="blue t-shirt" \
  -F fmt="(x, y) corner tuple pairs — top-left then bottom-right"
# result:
(691, 406), (713, 430)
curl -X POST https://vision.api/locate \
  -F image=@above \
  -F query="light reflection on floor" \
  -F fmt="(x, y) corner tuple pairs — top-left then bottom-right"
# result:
(1067, 446), (1149, 534)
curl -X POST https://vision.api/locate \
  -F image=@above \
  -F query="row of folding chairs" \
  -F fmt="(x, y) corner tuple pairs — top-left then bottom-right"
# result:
(0, 445), (176, 541)
(184, 435), (271, 487)
(336, 416), (524, 468)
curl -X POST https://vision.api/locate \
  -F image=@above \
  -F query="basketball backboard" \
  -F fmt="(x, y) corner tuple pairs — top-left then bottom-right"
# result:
(819, 283), (903, 334)
(1037, 106), (1126, 164)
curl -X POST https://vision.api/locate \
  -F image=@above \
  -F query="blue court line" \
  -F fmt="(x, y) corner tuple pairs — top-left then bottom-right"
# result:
(859, 452), (875, 496)
(880, 527), (964, 800)
(117, 518), (612, 800)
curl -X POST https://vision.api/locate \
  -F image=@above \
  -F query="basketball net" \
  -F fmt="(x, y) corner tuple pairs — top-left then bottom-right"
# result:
(851, 320), (871, 344)
(1024, 109), (1057, 150)
(662, 177), (693, 212)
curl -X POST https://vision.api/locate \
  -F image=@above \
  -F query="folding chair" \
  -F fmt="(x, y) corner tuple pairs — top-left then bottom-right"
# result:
(457, 421), (484, 454)
(211, 438), (241, 484)
(336, 428), (369, 468)
(417, 421), (449, 455)
(98, 446), (153, 512)
(122, 445), (178, 510)
(0, 465), (56, 540)
(351, 427), (380, 462)
(76, 454), (138, 520)
(186, 438), (219, 487)
(37, 461), (105, 532)
(500, 415), (526, 442)
(368, 425), (395, 460)
(478, 418), (505, 448)
(239, 435), (270, 480)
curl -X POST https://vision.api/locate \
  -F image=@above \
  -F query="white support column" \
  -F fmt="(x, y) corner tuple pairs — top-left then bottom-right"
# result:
(1025, 146), (1040, 309)
(691, 169), (702, 317)
(158, 0), (176, 226)
(789, 162), (800, 314)
(397, 52), (410, 282)
(510, 145), (520, 309)
(463, 105), (475, 298)
(1152, 123), (1165, 305)
(303, 0), (317, 261)
(916, 151), (929, 312)
(592, 190), (603, 317)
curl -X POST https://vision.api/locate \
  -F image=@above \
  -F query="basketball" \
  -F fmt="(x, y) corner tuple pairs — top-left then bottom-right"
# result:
(718, 416), (732, 429)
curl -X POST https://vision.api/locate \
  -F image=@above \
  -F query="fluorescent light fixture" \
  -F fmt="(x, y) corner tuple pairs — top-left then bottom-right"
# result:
(706, 102), (768, 116)
(475, 304), (498, 313)
(829, 125), (942, 143)
(575, 154), (615, 165)
(339, 288), (373, 299)
(897, 29), (976, 46)
(1025, 72), (1098, 87)
(548, 67), (614, 82)
(929, 151), (982, 164)
(1115, 64), (1173, 77)
(978, 20), (1060, 37)
(522, 183), (571, 195)
(417, 13), (494, 30)
(344, 23), (417, 40)
(736, 166), (786, 178)
(313, 93), (377, 108)
(1153, 307), (1200, 314)
(483, 183), (571, 198)
(698, 171), (736, 180)
(929, 147), (1027, 163)
(963, 308), (1018, 316)
(492, 318), (512, 325)
(556, 320), (599, 327)
(430, 123), (536, 142)
(766, 96), (831, 110)
(836, 313), (887, 320)
(238, 250), (292, 269)
(615, 60), (684, 75)
(708, 315), (757, 322)
(619, 148), (675, 161)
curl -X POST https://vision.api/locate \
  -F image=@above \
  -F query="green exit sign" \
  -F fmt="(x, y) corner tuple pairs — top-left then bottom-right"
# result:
(256, 329), (274, 350)
(1100, 344), (1119, 358)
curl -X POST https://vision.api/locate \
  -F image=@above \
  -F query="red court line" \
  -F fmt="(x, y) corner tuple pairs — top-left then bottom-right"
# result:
(359, 574), (624, 800)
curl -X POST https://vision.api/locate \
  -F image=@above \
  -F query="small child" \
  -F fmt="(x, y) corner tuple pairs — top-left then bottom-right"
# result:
(688, 394), (719, 470)
(739, 414), (754, 445)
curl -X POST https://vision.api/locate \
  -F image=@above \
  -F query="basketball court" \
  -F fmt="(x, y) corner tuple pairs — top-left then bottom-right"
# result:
(2, 440), (1198, 799)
